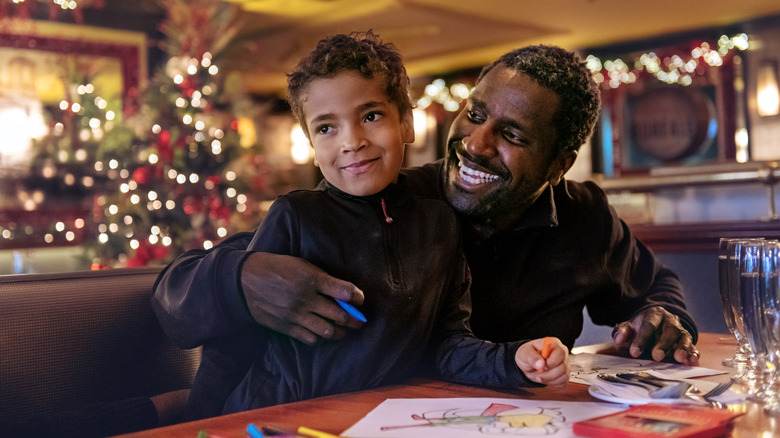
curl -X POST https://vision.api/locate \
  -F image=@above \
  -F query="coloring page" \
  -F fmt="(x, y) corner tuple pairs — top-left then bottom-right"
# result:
(341, 398), (621, 438)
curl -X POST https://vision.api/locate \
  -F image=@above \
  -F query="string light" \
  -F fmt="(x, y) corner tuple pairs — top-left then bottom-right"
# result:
(415, 33), (751, 106)
(2, 0), (105, 24)
(416, 78), (472, 112)
(587, 33), (749, 88)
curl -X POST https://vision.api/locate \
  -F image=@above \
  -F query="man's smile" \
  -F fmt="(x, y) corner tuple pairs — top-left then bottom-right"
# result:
(457, 160), (500, 185)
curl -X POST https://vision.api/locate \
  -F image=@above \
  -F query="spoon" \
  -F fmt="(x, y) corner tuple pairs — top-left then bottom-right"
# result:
(597, 374), (692, 399)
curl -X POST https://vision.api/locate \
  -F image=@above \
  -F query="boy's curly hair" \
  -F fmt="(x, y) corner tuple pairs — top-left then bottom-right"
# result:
(287, 30), (413, 138)
(479, 45), (602, 155)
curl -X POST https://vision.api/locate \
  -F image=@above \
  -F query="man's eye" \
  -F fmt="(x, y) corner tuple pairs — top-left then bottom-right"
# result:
(502, 130), (526, 145)
(466, 109), (484, 123)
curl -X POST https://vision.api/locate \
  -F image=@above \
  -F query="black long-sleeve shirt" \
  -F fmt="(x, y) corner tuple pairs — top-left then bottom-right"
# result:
(402, 161), (697, 348)
(152, 161), (697, 406)
(160, 177), (533, 416)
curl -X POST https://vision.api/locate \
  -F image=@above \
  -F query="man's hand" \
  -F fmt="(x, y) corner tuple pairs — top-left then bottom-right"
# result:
(240, 252), (365, 345)
(611, 306), (700, 365)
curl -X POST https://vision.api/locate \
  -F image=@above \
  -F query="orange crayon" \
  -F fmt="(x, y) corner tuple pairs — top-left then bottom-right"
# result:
(541, 337), (553, 359)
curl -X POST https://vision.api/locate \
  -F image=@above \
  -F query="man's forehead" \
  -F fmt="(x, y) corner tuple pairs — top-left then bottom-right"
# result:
(470, 68), (535, 114)
(474, 66), (560, 112)
(477, 65), (520, 87)
(472, 66), (529, 103)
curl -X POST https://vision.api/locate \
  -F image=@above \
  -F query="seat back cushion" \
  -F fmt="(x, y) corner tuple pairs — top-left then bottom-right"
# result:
(0, 267), (201, 419)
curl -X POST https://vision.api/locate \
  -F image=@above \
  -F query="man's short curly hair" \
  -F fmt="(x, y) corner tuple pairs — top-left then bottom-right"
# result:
(479, 45), (601, 155)
(287, 30), (413, 138)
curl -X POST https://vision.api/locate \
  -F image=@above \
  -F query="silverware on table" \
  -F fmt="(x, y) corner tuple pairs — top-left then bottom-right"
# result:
(683, 380), (734, 408)
(616, 372), (701, 394)
(597, 373), (691, 399)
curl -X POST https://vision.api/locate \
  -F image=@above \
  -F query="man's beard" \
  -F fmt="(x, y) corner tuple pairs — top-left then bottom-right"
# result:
(444, 154), (518, 221)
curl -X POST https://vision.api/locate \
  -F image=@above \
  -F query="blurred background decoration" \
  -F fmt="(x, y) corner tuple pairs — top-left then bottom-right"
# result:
(1, 0), (780, 274)
(0, 0), (105, 23)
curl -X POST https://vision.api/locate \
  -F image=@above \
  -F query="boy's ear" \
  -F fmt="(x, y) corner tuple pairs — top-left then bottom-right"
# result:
(401, 110), (415, 144)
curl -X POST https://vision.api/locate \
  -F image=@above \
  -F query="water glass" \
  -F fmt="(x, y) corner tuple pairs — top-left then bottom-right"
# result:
(738, 240), (780, 409)
(719, 238), (748, 367)
(721, 238), (762, 383)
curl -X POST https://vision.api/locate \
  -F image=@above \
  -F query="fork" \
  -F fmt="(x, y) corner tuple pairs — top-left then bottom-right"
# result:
(685, 380), (734, 408)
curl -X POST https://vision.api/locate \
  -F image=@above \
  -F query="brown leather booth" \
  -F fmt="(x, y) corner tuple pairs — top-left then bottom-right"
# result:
(0, 267), (200, 420)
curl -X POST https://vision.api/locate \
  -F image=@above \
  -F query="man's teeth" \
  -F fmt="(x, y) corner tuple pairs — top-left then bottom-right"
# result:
(458, 161), (499, 184)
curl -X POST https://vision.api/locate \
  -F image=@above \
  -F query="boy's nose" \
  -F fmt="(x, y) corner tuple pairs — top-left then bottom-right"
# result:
(341, 126), (368, 152)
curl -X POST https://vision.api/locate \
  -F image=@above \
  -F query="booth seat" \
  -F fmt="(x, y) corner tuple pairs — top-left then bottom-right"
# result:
(0, 266), (201, 420)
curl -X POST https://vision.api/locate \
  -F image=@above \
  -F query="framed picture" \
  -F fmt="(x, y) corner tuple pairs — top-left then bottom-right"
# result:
(0, 21), (147, 250)
(621, 83), (720, 169)
(592, 37), (742, 176)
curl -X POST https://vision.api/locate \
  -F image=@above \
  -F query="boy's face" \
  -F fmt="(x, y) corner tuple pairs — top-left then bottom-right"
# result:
(302, 70), (414, 197)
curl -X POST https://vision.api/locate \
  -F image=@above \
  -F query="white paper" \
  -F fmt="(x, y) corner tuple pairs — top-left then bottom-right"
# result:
(569, 352), (725, 386)
(570, 352), (744, 405)
(341, 398), (622, 438)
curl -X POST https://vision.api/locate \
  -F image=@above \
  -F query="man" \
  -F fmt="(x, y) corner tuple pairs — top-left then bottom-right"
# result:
(152, 44), (699, 370)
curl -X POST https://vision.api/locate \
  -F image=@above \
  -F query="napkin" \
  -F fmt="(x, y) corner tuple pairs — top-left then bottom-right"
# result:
(590, 377), (747, 406)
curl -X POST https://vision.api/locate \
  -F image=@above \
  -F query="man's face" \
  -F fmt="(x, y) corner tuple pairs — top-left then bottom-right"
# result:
(444, 65), (570, 226)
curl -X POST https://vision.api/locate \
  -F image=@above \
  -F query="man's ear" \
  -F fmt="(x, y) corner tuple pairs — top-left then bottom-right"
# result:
(401, 110), (415, 144)
(548, 150), (578, 186)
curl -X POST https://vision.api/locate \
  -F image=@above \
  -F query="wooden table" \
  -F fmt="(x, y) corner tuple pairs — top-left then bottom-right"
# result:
(116, 333), (779, 437)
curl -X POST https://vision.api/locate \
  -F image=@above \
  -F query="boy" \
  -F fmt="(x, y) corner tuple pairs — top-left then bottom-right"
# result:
(197, 31), (569, 415)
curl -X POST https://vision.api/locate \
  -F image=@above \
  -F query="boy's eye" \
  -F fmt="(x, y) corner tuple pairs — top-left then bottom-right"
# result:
(364, 111), (382, 123)
(315, 124), (332, 135)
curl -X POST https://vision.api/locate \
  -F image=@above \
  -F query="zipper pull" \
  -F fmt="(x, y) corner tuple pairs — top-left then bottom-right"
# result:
(380, 198), (393, 224)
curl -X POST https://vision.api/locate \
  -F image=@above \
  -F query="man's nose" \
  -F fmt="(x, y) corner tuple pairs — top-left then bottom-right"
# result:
(463, 125), (497, 157)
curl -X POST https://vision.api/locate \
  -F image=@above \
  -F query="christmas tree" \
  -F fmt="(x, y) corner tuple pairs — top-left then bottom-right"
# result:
(20, 0), (269, 269)
(87, 0), (265, 268)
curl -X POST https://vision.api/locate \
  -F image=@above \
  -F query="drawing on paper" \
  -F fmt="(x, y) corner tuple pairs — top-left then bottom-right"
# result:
(380, 402), (566, 436)
(568, 352), (722, 385)
(341, 398), (624, 438)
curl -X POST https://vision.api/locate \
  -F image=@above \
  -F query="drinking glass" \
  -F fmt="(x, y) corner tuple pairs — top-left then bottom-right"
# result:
(724, 238), (761, 384)
(758, 241), (780, 413)
(719, 238), (748, 367)
(739, 240), (769, 400)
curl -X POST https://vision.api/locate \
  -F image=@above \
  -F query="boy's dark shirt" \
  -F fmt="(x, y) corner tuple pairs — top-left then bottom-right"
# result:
(152, 160), (697, 415)
(187, 176), (530, 416)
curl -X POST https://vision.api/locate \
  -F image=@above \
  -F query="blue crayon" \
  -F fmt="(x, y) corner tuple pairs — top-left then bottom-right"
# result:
(336, 299), (367, 322)
(247, 423), (265, 438)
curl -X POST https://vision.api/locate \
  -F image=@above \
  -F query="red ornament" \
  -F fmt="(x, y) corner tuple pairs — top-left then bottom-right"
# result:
(152, 244), (169, 261)
(127, 241), (152, 267)
(215, 205), (230, 220)
(180, 77), (196, 96)
(208, 194), (222, 210)
(158, 130), (173, 162)
(132, 166), (151, 185)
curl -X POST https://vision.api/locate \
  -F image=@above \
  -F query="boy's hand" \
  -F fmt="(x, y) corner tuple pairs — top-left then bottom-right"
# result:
(515, 337), (570, 389)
